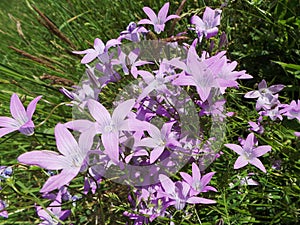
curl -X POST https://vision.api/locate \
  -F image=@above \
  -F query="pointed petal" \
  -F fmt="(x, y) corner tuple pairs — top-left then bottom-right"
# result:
(40, 167), (80, 193)
(179, 172), (193, 185)
(158, 2), (169, 22)
(252, 145), (271, 157)
(64, 120), (95, 132)
(234, 156), (248, 169)
(112, 99), (135, 125)
(26, 96), (42, 119)
(244, 90), (260, 98)
(88, 99), (111, 125)
(102, 131), (119, 163)
(224, 143), (243, 155)
(142, 7), (157, 22)
(159, 174), (175, 195)
(0, 117), (19, 128)
(201, 171), (215, 187)
(136, 137), (158, 148)
(18, 150), (67, 170)
(0, 127), (18, 138)
(187, 197), (216, 204)
(81, 51), (98, 64)
(137, 19), (153, 25)
(244, 133), (255, 150)
(192, 162), (201, 181)
(106, 39), (121, 50)
(165, 15), (180, 22)
(10, 93), (28, 124)
(249, 157), (266, 173)
(172, 75), (195, 86)
(161, 121), (175, 140)
(150, 146), (165, 163)
(93, 38), (105, 53)
(55, 124), (80, 156)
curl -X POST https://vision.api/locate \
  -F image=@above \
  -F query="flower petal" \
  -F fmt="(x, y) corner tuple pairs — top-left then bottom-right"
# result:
(55, 123), (80, 156)
(187, 196), (216, 204)
(40, 167), (80, 193)
(158, 2), (169, 22)
(88, 99), (111, 125)
(102, 131), (119, 163)
(26, 96), (42, 119)
(252, 145), (271, 157)
(234, 156), (248, 169)
(10, 93), (28, 124)
(249, 157), (266, 173)
(112, 99), (135, 125)
(0, 127), (18, 138)
(18, 150), (67, 170)
(142, 7), (157, 23)
(159, 174), (175, 195)
(0, 117), (19, 128)
(224, 143), (243, 155)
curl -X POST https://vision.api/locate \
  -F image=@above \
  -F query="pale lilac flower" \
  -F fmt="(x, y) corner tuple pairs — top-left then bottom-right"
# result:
(172, 43), (219, 101)
(87, 99), (147, 163)
(118, 22), (148, 42)
(113, 48), (152, 78)
(36, 189), (70, 224)
(244, 80), (284, 111)
(138, 2), (180, 34)
(224, 133), (271, 173)
(135, 121), (180, 163)
(191, 7), (222, 41)
(248, 121), (264, 134)
(73, 38), (121, 64)
(159, 174), (216, 210)
(281, 100), (300, 122)
(18, 123), (92, 193)
(180, 162), (217, 195)
(0, 93), (41, 138)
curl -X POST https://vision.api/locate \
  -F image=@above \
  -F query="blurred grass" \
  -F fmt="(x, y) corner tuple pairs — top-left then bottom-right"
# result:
(0, 0), (299, 224)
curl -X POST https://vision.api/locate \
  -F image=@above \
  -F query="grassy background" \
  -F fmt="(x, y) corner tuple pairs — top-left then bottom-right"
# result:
(0, 0), (299, 224)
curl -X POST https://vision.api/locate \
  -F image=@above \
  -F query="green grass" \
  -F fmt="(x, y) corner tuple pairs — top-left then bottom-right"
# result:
(0, 0), (299, 224)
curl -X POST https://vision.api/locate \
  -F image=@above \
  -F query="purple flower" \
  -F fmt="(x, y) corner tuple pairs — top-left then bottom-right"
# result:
(118, 22), (148, 42)
(159, 174), (216, 210)
(248, 121), (264, 134)
(36, 189), (70, 224)
(73, 38), (121, 64)
(281, 100), (300, 122)
(138, 2), (180, 34)
(0, 93), (41, 138)
(87, 99), (147, 163)
(191, 7), (222, 41)
(18, 123), (92, 193)
(0, 199), (8, 218)
(244, 80), (284, 111)
(224, 133), (271, 173)
(180, 163), (217, 195)
(135, 121), (180, 163)
(172, 43), (219, 101)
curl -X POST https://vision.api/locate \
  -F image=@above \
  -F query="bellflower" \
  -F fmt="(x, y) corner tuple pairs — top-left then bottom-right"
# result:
(73, 38), (121, 64)
(138, 2), (180, 34)
(18, 123), (92, 193)
(159, 174), (216, 210)
(135, 121), (180, 163)
(36, 189), (70, 224)
(191, 7), (222, 41)
(0, 93), (42, 138)
(224, 133), (271, 173)
(180, 162), (217, 195)
(172, 43), (219, 102)
(281, 100), (300, 122)
(118, 22), (148, 42)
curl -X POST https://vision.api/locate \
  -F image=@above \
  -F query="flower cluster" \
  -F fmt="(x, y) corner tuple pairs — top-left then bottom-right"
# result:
(0, 2), (298, 224)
